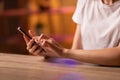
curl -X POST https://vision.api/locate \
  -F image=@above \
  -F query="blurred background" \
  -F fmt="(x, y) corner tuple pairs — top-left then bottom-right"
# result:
(0, 0), (77, 55)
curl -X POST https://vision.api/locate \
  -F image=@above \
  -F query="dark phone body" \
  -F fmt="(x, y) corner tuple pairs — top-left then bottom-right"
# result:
(17, 27), (32, 39)
(17, 27), (46, 53)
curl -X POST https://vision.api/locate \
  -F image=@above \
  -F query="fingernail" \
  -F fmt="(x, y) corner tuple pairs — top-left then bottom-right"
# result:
(29, 29), (32, 33)
(40, 39), (43, 42)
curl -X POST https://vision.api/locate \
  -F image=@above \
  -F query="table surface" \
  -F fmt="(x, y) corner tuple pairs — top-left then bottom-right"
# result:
(0, 53), (120, 80)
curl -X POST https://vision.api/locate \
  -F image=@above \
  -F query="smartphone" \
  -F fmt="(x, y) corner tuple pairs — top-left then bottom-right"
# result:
(17, 27), (32, 39)
(17, 27), (46, 52)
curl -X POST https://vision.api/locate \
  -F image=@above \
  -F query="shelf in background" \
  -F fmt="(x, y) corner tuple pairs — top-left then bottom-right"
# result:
(0, 6), (75, 16)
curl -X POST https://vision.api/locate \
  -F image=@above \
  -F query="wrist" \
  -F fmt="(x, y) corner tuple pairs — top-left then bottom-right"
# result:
(62, 48), (70, 58)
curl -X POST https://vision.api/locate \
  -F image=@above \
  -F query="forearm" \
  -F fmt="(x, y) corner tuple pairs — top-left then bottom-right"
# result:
(64, 47), (120, 66)
(72, 25), (83, 49)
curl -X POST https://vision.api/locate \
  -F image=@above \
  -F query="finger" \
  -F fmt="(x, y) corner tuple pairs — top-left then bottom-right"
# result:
(34, 49), (45, 56)
(28, 30), (36, 37)
(51, 38), (62, 48)
(29, 44), (39, 54)
(33, 36), (43, 43)
(23, 35), (29, 44)
(38, 34), (49, 42)
(27, 39), (35, 50)
(42, 39), (58, 50)
(34, 50), (41, 56)
(42, 38), (61, 49)
(30, 46), (44, 56)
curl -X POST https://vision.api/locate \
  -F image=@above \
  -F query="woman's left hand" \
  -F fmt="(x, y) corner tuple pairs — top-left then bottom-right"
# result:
(39, 34), (66, 58)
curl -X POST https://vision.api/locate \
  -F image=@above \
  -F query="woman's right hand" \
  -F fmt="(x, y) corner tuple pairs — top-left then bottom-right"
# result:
(23, 30), (43, 56)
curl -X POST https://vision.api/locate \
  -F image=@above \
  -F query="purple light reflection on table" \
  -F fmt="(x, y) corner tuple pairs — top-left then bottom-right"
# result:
(46, 58), (82, 66)
(46, 58), (84, 80)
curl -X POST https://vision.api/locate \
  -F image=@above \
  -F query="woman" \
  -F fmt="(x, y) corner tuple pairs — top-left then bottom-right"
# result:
(23, 0), (120, 66)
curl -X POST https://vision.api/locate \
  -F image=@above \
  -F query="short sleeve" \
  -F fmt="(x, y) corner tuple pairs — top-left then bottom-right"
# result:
(72, 0), (87, 24)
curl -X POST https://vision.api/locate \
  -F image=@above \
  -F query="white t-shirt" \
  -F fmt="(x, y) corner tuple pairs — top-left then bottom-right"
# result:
(72, 0), (120, 50)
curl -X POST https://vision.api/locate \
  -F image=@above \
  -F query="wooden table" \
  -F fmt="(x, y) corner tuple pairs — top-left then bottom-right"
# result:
(0, 53), (120, 80)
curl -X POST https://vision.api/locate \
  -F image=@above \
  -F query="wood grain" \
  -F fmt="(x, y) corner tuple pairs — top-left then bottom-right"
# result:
(0, 53), (120, 80)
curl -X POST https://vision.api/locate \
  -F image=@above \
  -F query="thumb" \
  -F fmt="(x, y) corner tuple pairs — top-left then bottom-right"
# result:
(43, 39), (59, 51)
(42, 39), (63, 57)
(28, 30), (36, 37)
(23, 35), (29, 44)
